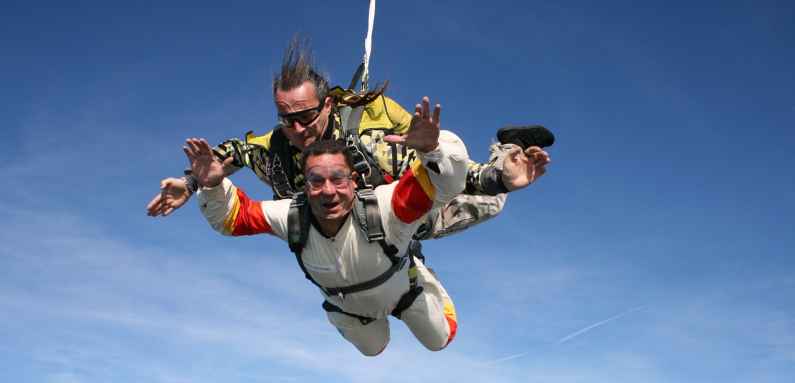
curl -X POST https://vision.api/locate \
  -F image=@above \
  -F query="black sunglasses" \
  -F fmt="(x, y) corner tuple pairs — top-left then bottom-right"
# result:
(278, 98), (326, 127)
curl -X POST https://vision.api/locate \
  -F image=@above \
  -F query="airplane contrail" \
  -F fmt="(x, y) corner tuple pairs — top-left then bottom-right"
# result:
(482, 305), (647, 366)
(557, 305), (647, 344)
(482, 352), (529, 366)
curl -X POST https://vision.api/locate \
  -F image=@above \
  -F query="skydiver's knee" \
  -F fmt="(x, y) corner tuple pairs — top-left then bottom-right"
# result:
(419, 333), (450, 352)
(424, 343), (447, 352)
(328, 313), (390, 357)
(413, 324), (452, 352)
(342, 328), (389, 356)
(354, 338), (389, 356)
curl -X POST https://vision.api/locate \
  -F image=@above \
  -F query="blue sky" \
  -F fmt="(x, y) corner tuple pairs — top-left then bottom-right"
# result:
(2, 0), (794, 382)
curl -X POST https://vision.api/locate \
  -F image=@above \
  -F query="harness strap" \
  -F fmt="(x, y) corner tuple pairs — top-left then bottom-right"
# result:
(322, 256), (424, 323)
(288, 193), (328, 293)
(324, 256), (407, 297)
(321, 285), (423, 325)
(355, 188), (400, 265)
(355, 189), (384, 242)
(322, 300), (376, 325)
(390, 285), (424, 319)
(287, 193), (309, 254)
(341, 105), (380, 188)
(287, 189), (403, 298)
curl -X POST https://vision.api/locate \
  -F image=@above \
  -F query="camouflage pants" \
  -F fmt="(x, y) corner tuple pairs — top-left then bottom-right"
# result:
(416, 143), (517, 240)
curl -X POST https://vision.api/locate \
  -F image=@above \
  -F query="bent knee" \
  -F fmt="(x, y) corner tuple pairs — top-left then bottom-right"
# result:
(357, 341), (388, 357)
(421, 338), (450, 352)
(417, 329), (454, 352)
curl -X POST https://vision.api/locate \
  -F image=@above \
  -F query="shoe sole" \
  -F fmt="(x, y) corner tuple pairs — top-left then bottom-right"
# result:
(497, 125), (555, 149)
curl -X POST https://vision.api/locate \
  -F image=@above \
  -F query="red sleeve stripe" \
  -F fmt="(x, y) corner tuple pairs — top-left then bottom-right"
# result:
(391, 160), (435, 223)
(228, 187), (272, 236)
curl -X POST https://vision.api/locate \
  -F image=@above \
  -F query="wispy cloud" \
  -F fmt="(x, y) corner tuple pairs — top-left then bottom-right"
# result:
(557, 305), (648, 344)
(2, 202), (529, 382)
(480, 351), (529, 366)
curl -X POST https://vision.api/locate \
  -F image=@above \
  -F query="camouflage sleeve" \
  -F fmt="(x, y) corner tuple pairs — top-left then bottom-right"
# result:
(183, 132), (269, 181)
(213, 137), (250, 170)
(464, 160), (509, 196)
(212, 129), (275, 172)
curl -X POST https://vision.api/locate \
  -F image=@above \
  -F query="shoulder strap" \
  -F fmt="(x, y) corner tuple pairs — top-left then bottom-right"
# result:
(287, 192), (309, 253)
(340, 105), (387, 189)
(354, 189), (399, 260)
(353, 188), (384, 242)
(288, 193), (328, 292)
(288, 190), (403, 298)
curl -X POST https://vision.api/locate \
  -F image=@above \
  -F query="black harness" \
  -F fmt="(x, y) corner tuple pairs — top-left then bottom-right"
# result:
(274, 89), (425, 323)
(267, 100), (405, 199)
(268, 118), (336, 199)
(287, 189), (423, 324)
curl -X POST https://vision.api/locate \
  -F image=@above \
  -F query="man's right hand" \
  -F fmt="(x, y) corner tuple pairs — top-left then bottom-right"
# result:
(146, 177), (191, 217)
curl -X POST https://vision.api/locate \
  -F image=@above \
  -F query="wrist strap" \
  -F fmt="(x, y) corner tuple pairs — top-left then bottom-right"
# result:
(182, 175), (199, 195)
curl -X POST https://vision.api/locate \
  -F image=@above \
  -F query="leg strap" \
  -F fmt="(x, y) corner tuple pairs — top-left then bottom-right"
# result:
(390, 285), (424, 319)
(321, 254), (425, 324)
(322, 301), (377, 326)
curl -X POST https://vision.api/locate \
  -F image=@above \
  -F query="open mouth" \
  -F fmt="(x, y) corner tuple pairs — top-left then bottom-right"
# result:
(322, 201), (339, 210)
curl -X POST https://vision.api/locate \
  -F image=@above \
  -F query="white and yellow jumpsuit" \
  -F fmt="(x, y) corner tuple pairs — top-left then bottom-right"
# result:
(197, 131), (469, 355)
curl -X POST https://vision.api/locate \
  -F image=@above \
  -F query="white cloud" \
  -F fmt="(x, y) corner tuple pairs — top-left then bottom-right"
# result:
(2, 202), (534, 382)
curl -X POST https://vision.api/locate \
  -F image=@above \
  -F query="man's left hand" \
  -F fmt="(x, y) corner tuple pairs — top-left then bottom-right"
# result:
(501, 146), (551, 191)
(384, 96), (440, 153)
(183, 138), (234, 188)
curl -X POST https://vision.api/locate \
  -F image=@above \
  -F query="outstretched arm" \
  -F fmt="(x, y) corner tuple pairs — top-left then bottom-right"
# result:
(146, 139), (243, 217)
(464, 145), (552, 195)
(382, 96), (469, 224)
(185, 138), (290, 238)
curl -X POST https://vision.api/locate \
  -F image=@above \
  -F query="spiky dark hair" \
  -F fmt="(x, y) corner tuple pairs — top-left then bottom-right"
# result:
(272, 36), (329, 101)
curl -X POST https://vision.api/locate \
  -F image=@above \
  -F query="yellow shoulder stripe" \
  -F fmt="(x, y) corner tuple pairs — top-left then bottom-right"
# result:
(222, 188), (241, 235)
(410, 158), (436, 200)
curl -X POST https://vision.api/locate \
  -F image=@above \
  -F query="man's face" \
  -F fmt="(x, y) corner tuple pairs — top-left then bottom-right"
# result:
(304, 153), (356, 228)
(274, 81), (332, 150)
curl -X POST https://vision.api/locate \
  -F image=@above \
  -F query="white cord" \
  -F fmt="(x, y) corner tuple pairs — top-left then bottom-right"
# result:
(362, 0), (376, 92)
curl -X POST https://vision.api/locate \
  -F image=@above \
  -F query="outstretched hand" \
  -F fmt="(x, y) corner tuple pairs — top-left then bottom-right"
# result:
(501, 146), (551, 191)
(183, 138), (234, 188)
(384, 96), (440, 153)
(146, 177), (191, 217)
